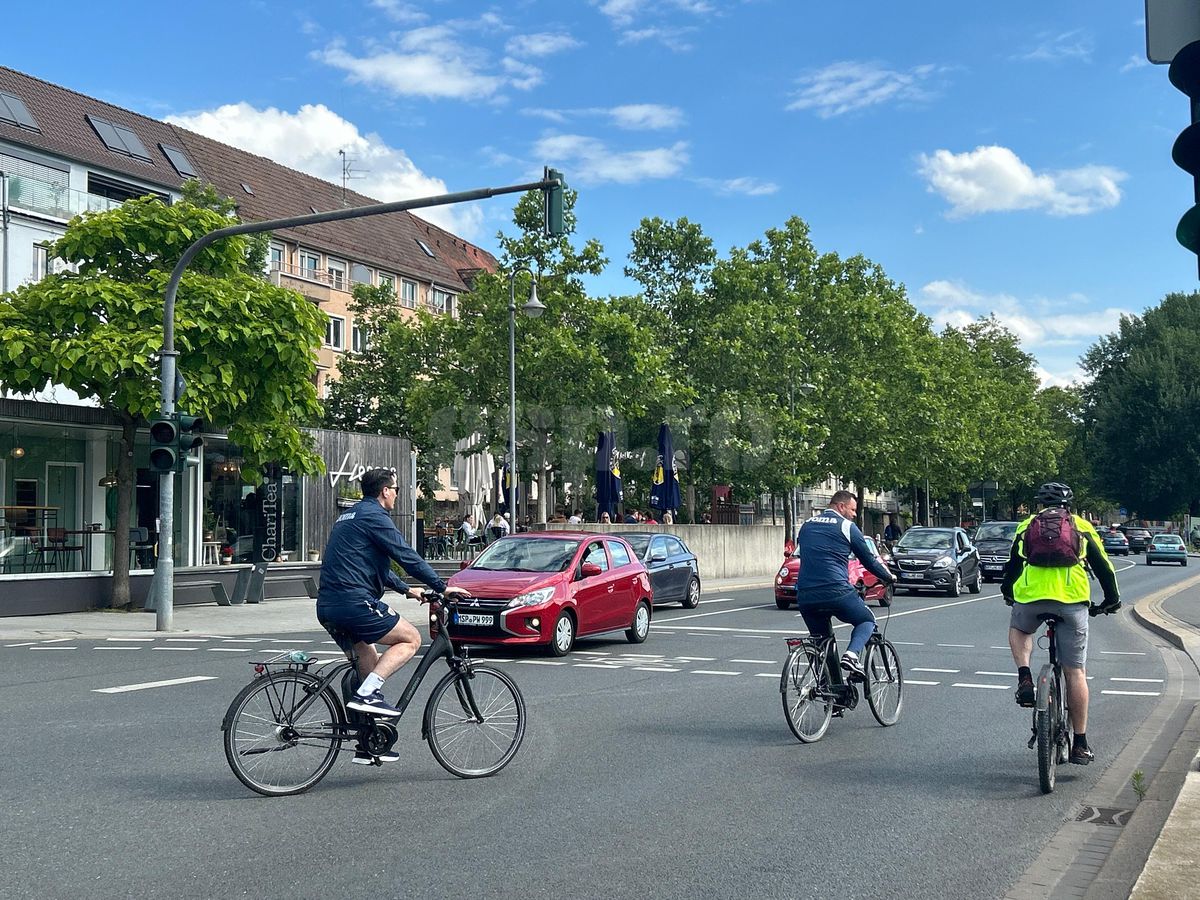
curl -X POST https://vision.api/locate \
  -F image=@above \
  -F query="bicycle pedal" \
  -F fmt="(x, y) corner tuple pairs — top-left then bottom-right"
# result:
(1026, 733), (1037, 750)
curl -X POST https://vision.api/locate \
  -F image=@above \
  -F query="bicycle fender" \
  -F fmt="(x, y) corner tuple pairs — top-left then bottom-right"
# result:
(1035, 663), (1055, 713)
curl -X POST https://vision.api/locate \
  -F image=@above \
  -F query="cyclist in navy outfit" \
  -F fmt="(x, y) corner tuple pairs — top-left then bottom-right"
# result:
(317, 468), (468, 745)
(795, 490), (897, 680)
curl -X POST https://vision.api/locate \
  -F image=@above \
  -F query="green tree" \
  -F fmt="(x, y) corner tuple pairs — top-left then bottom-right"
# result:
(0, 197), (325, 608)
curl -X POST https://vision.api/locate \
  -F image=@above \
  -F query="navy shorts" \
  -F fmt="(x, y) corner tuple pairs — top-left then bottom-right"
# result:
(316, 594), (400, 654)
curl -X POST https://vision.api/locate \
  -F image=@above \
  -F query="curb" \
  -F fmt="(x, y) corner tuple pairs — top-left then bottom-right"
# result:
(1130, 571), (1200, 662)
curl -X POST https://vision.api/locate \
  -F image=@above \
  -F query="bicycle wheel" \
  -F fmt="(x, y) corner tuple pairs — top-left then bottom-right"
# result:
(1036, 667), (1058, 794)
(223, 672), (344, 796)
(425, 665), (526, 778)
(864, 638), (904, 726)
(780, 644), (832, 743)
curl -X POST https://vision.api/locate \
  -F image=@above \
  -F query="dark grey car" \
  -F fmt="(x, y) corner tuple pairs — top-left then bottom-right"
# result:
(622, 532), (701, 608)
(887, 526), (982, 597)
(973, 520), (1018, 582)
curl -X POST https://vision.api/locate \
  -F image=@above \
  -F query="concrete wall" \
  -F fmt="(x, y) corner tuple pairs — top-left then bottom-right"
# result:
(544, 523), (786, 580)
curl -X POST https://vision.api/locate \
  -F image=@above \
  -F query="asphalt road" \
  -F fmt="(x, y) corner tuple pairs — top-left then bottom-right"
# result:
(0, 557), (1188, 900)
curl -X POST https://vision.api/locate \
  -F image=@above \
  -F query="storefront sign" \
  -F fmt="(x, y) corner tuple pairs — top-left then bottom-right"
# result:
(260, 477), (279, 563)
(327, 452), (397, 489)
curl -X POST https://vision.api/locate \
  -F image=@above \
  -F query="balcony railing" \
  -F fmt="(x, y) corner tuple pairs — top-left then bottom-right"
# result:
(3, 174), (123, 220)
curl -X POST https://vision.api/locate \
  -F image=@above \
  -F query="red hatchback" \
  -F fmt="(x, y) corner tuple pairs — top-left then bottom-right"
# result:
(774, 535), (894, 610)
(440, 532), (654, 656)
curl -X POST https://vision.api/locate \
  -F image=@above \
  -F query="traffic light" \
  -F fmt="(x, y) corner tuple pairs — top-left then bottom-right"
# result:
(1169, 39), (1200, 259)
(148, 412), (205, 473)
(544, 167), (566, 237)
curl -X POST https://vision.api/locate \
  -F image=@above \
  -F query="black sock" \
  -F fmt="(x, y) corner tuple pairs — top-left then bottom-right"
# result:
(1073, 732), (1088, 750)
(1018, 666), (1031, 682)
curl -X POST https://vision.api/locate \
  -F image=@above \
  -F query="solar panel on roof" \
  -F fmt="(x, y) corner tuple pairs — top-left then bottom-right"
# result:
(160, 144), (197, 178)
(86, 115), (152, 162)
(0, 91), (40, 132)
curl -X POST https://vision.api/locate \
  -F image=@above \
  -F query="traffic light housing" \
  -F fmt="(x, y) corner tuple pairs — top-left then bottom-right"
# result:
(1169, 39), (1200, 258)
(148, 412), (205, 473)
(544, 167), (566, 237)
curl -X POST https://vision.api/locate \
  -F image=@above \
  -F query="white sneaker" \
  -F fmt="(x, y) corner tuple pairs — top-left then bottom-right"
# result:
(840, 651), (865, 680)
(351, 749), (400, 765)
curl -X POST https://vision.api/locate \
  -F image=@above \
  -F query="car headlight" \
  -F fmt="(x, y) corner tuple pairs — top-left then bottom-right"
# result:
(931, 556), (954, 569)
(508, 587), (555, 608)
(777, 566), (789, 579)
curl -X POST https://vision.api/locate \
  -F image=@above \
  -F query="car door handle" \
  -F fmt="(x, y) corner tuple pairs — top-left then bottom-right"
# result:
(607, 585), (614, 593)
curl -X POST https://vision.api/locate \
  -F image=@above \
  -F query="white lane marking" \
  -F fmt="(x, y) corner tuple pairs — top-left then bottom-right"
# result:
(976, 671), (1015, 678)
(754, 673), (778, 678)
(659, 605), (771, 622)
(94, 675), (218, 694)
(907, 680), (940, 686)
(153, 646), (200, 651)
(222, 638), (265, 643)
(31, 646), (76, 650)
(574, 651), (609, 656)
(1102, 689), (1161, 696)
(913, 667), (959, 673)
(106, 637), (153, 642)
(892, 641), (924, 646)
(730, 659), (774, 664)
(268, 639), (312, 644)
(693, 670), (741, 676)
(517, 660), (566, 666)
(677, 656), (716, 661)
(574, 663), (621, 669)
(5, 642), (37, 647)
(634, 666), (679, 672)
(744, 635), (774, 639)
(166, 638), (209, 642)
(38, 638), (76, 643)
(989, 646), (1010, 650)
(938, 643), (974, 648)
(619, 653), (664, 659)
(322, 641), (338, 645)
(698, 597), (741, 604)
(657, 625), (812, 636)
(1100, 651), (1147, 656)
(1110, 677), (1165, 683)
(207, 648), (253, 652)
(93, 646), (140, 651)
(952, 683), (1009, 690)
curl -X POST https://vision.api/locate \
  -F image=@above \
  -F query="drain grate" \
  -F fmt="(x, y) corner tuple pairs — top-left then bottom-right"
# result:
(1075, 806), (1132, 826)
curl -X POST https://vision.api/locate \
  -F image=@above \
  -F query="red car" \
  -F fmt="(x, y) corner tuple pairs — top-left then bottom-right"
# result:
(439, 532), (653, 656)
(774, 535), (894, 609)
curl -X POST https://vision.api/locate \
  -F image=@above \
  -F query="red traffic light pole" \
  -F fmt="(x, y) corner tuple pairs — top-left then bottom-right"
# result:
(149, 171), (566, 630)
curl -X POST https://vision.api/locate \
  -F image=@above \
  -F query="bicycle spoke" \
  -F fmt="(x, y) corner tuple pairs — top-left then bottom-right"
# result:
(426, 667), (526, 778)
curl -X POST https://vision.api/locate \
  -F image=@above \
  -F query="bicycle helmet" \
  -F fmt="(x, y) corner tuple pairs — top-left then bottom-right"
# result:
(1035, 482), (1074, 507)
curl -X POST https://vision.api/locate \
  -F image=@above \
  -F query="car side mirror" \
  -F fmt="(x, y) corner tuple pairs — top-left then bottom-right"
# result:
(580, 561), (602, 578)
(649, 549), (668, 562)
(784, 538), (796, 555)
(459, 559), (471, 570)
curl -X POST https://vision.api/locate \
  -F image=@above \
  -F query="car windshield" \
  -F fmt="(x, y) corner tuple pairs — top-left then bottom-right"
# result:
(849, 537), (880, 561)
(896, 530), (953, 550)
(1153, 535), (1183, 545)
(974, 522), (1016, 542)
(623, 535), (651, 557)
(469, 537), (580, 572)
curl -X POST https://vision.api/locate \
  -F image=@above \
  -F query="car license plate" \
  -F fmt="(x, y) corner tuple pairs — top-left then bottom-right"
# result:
(983, 564), (1002, 572)
(454, 613), (493, 627)
(901, 573), (922, 580)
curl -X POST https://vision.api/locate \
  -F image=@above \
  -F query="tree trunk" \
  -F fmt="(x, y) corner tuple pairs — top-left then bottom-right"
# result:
(855, 484), (866, 529)
(109, 413), (137, 610)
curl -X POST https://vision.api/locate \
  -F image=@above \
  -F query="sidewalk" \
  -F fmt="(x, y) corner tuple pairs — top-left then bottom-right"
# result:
(0, 575), (776, 641)
(1127, 572), (1200, 899)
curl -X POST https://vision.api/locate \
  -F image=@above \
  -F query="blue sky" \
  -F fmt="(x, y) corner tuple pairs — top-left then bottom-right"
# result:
(5, 1), (1192, 384)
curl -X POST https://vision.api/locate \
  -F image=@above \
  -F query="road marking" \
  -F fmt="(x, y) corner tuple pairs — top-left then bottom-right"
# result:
(268, 639), (312, 644)
(952, 683), (1009, 690)
(5, 642), (37, 647)
(94, 675), (218, 694)
(1102, 689), (1161, 696)
(105, 637), (153, 642)
(222, 638), (265, 643)
(31, 646), (76, 650)
(574, 650), (609, 656)
(166, 637), (208, 642)
(659, 605), (772, 622)
(907, 680), (940, 686)
(976, 671), (1015, 678)
(153, 646), (199, 651)
(574, 663), (621, 669)
(1099, 651), (1147, 656)
(634, 666), (679, 672)
(937, 643), (974, 648)
(619, 653), (663, 659)
(1110, 677), (1165, 683)
(677, 656), (715, 661)
(207, 648), (253, 652)
(517, 659), (566, 666)
(93, 646), (140, 651)
(913, 667), (959, 673)
(730, 659), (774, 664)
(693, 669), (741, 676)
(989, 646), (1010, 650)
(892, 641), (924, 646)
(656, 625), (812, 636)
(754, 673), (778, 678)
(698, 597), (740, 604)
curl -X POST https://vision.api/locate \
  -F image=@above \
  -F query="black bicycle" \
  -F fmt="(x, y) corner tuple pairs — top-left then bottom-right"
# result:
(221, 593), (526, 796)
(780, 628), (904, 743)
(1027, 613), (1072, 793)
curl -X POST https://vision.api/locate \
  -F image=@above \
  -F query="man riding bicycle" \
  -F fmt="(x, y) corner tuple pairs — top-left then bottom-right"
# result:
(1001, 482), (1120, 765)
(317, 468), (468, 762)
(795, 490), (897, 681)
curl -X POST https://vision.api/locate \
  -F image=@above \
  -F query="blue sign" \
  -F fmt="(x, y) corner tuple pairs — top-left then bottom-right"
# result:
(1119, 507), (1128, 517)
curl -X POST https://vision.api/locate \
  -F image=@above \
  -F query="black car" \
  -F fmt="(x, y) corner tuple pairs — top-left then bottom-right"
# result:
(1119, 524), (1152, 554)
(622, 532), (701, 609)
(887, 527), (982, 597)
(973, 521), (1018, 582)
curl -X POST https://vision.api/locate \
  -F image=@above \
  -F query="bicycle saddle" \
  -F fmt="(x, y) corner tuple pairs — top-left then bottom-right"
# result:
(1035, 613), (1064, 623)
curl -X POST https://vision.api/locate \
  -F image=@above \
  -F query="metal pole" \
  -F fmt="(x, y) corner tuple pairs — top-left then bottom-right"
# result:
(153, 176), (561, 630)
(508, 272), (518, 527)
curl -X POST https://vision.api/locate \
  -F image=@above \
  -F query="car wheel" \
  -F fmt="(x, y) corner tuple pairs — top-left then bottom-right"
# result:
(549, 611), (575, 657)
(946, 570), (962, 597)
(682, 577), (701, 609)
(775, 595), (793, 610)
(626, 601), (651, 643)
(1183, 560), (1188, 567)
(968, 571), (982, 594)
(878, 582), (893, 608)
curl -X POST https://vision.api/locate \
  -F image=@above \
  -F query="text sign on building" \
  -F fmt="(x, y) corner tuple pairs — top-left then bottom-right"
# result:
(1147, 0), (1200, 64)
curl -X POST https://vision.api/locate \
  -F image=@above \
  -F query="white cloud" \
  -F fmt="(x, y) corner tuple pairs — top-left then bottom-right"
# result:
(166, 102), (482, 238)
(317, 42), (505, 100)
(787, 61), (942, 118)
(369, 0), (427, 24)
(619, 26), (696, 51)
(533, 133), (689, 184)
(695, 176), (779, 196)
(1018, 29), (1094, 63)
(592, 0), (713, 26)
(520, 103), (685, 130)
(502, 57), (543, 91)
(1120, 54), (1151, 73)
(506, 32), (581, 57)
(917, 145), (1126, 218)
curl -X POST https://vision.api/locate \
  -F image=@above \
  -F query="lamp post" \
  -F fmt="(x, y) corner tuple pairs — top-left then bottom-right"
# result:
(508, 267), (545, 525)
(787, 378), (816, 536)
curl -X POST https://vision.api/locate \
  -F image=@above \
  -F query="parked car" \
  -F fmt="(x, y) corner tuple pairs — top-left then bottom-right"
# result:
(1119, 524), (1153, 554)
(973, 520), (1018, 582)
(620, 532), (701, 608)
(887, 527), (982, 596)
(440, 533), (653, 656)
(774, 535), (894, 609)
(1145, 533), (1188, 566)
(1101, 530), (1130, 557)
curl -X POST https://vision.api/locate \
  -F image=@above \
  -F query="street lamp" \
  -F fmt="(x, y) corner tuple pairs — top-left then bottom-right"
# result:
(508, 266), (544, 524)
